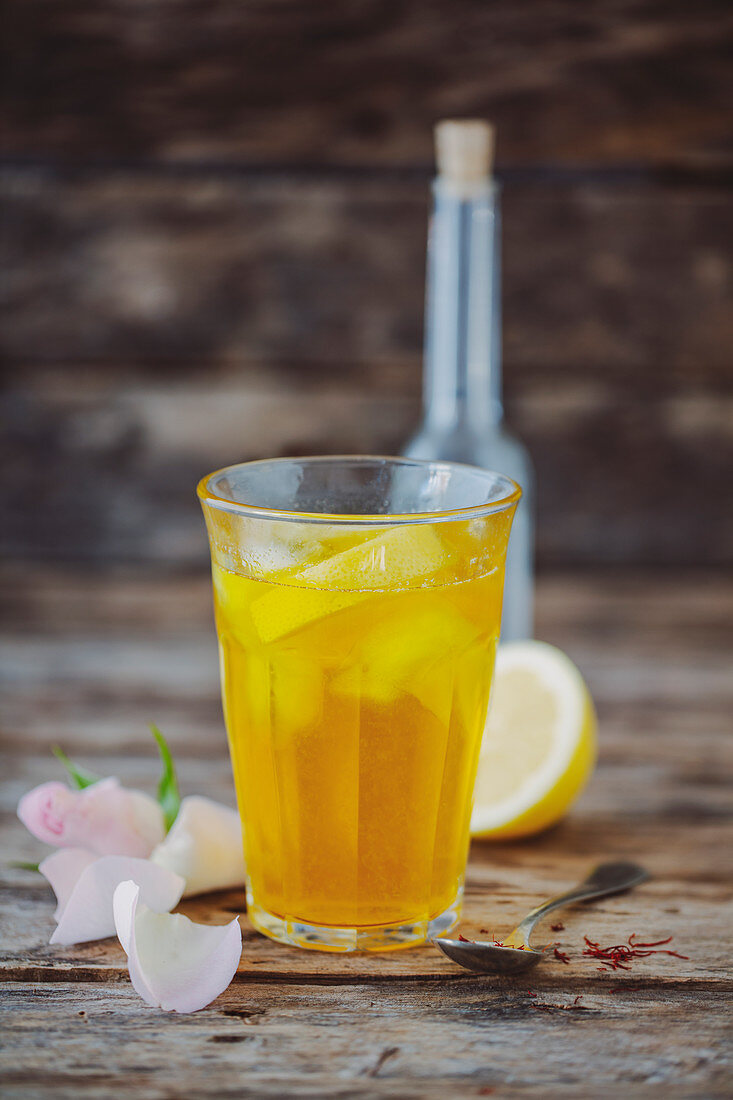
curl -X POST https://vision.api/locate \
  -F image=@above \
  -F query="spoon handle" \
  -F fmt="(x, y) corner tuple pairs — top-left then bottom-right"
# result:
(509, 861), (649, 946)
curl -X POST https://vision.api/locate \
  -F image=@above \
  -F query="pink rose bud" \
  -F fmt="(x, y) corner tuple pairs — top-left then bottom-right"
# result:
(18, 777), (166, 857)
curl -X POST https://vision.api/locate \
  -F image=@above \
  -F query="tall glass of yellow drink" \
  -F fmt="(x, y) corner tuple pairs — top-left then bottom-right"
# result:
(198, 457), (519, 951)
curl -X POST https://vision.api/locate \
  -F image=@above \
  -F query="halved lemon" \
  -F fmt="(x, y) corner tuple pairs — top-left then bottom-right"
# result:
(471, 641), (597, 839)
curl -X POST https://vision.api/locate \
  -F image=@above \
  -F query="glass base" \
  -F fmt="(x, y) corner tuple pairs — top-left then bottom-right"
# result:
(247, 889), (462, 953)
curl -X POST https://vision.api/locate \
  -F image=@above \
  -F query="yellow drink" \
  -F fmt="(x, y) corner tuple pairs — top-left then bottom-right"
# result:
(199, 457), (518, 951)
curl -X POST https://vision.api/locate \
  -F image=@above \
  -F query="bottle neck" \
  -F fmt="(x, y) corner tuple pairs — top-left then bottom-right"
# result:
(422, 178), (503, 431)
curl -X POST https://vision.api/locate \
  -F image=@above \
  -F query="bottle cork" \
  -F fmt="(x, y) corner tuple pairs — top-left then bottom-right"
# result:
(434, 119), (495, 192)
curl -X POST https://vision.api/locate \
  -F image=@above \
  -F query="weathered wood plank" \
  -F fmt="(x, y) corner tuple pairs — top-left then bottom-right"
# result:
(4, 173), (732, 371)
(1, 979), (732, 1098)
(3, 567), (730, 645)
(2, 816), (732, 982)
(1, 570), (732, 754)
(4, 365), (732, 570)
(3, 367), (731, 569)
(0, 569), (730, 730)
(2, 635), (732, 753)
(3, 0), (733, 169)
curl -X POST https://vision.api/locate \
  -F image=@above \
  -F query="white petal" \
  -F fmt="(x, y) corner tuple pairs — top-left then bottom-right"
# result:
(39, 848), (97, 921)
(151, 795), (245, 897)
(18, 777), (165, 857)
(48, 856), (184, 946)
(114, 881), (242, 1013)
(113, 879), (139, 956)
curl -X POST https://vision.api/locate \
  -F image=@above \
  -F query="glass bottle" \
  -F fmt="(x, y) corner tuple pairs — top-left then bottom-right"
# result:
(402, 120), (534, 640)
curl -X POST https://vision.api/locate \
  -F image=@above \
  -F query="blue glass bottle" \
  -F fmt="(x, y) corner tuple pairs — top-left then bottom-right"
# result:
(403, 121), (534, 640)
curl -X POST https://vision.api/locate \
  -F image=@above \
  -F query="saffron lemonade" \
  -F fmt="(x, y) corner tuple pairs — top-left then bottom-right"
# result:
(199, 458), (518, 951)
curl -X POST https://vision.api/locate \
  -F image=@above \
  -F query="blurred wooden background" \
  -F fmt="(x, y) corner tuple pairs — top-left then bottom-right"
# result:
(2, 0), (732, 570)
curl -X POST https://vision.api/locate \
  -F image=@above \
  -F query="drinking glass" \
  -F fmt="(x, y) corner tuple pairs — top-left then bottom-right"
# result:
(198, 456), (519, 951)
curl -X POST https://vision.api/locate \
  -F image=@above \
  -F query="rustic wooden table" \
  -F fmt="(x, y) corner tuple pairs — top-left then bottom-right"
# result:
(1, 567), (731, 1098)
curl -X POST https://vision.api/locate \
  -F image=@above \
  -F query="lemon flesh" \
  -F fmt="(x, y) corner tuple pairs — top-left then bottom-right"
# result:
(471, 641), (597, 839)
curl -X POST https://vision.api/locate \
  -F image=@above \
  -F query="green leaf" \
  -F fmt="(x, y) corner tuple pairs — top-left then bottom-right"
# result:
(150, 724), (181, 832)
(9, 860), (41, 872)
(52, 746), (100, 790)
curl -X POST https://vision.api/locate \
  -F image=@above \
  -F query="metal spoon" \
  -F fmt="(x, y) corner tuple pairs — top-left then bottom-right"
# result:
(434, 860), (649, 974)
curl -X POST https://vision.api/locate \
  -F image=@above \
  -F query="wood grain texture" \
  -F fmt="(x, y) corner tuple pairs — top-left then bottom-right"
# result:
(4, 172), (732, 370)
(2, 567), (732, 755)
(3, 0), (732, 1081)
(3, 0), (733, 576)
(2, 171), (732, 567)
(1, 981), (730, 1098)
(2, 361), (731, 568)
(3, 0), (733, 168)
(0, 568), (732, 1096)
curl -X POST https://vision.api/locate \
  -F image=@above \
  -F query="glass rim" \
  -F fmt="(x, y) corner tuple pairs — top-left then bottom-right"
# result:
(197, 455), (521, 526)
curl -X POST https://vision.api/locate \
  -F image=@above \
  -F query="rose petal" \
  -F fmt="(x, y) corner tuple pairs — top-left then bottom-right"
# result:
(45, 856), (184, 945)
(151, 795), (245, 897)
(113, 881), (242, 1013)
(39, 848), (97, 920)
(18, 778), (166, 857)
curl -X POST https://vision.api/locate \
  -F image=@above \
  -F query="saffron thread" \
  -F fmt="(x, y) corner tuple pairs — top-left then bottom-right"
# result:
(582, 933), (688, 971)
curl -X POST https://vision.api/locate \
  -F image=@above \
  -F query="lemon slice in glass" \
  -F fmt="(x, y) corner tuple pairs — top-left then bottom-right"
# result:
(248, 525), (445, 643)
(471, 641), (597, 839)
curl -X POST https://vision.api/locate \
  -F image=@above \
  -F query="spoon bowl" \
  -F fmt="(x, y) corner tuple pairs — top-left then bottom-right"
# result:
(435, 940), (544, 975)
